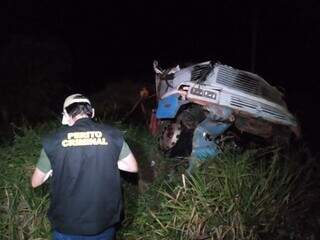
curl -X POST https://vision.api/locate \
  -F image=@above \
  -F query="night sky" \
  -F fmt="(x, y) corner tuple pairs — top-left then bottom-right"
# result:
(0, 0), (319, 150)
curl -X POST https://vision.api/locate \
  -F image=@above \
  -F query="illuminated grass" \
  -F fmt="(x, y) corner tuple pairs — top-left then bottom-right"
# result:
(0, 123), (318, 240)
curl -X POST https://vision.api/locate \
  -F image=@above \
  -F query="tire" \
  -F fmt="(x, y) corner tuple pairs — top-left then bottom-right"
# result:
(158, 119), (193, 157)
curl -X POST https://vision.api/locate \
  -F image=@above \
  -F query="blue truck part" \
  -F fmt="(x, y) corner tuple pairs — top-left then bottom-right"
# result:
(156, 94), (183, 119)
(188, 118), (231, 172)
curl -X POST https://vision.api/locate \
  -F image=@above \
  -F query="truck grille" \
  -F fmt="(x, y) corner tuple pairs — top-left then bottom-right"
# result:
(216, 65), (285, 106)
(230, 96), (288, 121)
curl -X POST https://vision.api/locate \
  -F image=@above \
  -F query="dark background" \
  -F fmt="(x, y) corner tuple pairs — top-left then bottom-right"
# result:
(0, 0), (319, 151)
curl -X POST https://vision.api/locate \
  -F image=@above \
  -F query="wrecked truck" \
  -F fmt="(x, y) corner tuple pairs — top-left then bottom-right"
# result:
(153, 60), (299, 170)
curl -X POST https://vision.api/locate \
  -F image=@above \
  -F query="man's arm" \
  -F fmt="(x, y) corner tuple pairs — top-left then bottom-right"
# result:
(117, 141), (138, 172)
(118, 153), (138, 172)
(31, 149), (52, 188)
(31, 168), (47, 188)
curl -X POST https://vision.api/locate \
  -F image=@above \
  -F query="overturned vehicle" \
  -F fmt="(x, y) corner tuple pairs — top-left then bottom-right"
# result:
(153, 60), (299, 170)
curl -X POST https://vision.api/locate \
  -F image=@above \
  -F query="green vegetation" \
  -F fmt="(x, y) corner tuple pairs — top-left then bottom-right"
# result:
(0, 122), (319, 240)
(0, 125), (52, 240)
(119, 146), (319, 240)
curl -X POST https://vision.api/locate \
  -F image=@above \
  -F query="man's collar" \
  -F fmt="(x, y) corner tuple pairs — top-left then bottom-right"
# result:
(73, 117), (92, 125)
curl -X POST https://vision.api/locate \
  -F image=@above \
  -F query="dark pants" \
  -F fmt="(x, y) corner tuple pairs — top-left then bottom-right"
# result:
(53, 227), (116, 240)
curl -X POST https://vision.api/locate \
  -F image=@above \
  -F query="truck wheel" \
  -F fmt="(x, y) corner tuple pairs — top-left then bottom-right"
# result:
(158, 120), (193, 157)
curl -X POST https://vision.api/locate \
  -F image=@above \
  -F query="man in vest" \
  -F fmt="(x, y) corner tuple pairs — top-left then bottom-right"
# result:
(31, 93), (138, 240)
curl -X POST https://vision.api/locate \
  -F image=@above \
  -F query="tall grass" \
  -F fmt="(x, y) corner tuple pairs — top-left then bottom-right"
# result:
(0, 125), (52, 240)
(119, 147), (319, 240)
(0, 122), (318, 240)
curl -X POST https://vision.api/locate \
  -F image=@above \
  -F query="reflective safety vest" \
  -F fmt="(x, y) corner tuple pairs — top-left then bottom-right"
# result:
(42, 118), (124, 235)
